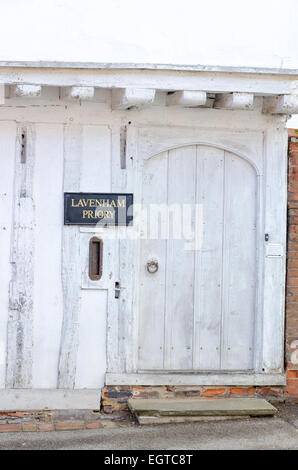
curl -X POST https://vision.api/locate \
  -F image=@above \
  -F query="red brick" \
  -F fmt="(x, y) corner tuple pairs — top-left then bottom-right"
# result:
(55, 421), (85, 431)
(86, 421), (102, 429)
(229, 387), (255, 395)
(0, 424), (21, 433)
(287, 370), (298, 378)
(202, 388), (227, 397)
(38, 423), (55, 432)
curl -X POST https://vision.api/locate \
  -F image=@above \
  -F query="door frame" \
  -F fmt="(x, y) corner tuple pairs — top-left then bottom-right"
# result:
(106, 123), (288, 386)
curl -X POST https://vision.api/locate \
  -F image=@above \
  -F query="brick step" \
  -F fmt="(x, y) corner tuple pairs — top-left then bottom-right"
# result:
(128, 398), (277, 425)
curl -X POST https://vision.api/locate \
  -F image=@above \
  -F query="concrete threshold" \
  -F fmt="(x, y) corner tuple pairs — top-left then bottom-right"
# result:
(128, 398), (277, 424)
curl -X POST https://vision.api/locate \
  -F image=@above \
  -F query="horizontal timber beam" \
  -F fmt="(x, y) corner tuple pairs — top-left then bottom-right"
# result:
(214, 92), (254, 110)
(112, 88), (156, 110)
(0, 68), (296, 95)
(8, 84), (41, 98)
(106, 373), (287, 386)
(60, 86), (94, 100)
(166, 90), (207, 107)
(263, 94), (298, 114)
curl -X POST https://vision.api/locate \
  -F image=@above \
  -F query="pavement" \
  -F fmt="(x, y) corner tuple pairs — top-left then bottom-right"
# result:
(0, 404), (297, 450)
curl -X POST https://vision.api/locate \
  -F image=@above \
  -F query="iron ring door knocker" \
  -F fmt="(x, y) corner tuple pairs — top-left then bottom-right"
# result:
(147, 259), (159, 274)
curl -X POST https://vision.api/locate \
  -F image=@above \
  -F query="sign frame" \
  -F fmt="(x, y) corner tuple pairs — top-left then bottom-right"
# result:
(64, 192), (134, 226)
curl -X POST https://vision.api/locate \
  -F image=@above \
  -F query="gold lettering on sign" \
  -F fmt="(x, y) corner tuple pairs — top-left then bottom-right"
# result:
(72, 197), (126, 209)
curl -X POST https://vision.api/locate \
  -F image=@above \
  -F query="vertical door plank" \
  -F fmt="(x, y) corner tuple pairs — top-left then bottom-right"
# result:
(58, 124), (82, 389)
(0, 122), (16, 388)
(138, 152), (168, 370)
(193, 146), (224, 370)
(164, 146), (196, 370)
(32, 124), (64, 388)
(221, 152), (257, 370)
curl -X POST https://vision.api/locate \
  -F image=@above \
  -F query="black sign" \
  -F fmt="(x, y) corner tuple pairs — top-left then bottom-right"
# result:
(64, 193), (133, 226)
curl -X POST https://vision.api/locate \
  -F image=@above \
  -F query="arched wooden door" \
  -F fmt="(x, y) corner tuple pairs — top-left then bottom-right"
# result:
(138, 145), (257, 372)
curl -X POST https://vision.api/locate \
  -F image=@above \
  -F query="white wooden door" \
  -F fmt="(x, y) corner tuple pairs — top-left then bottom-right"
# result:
(138, 145), (257, 372)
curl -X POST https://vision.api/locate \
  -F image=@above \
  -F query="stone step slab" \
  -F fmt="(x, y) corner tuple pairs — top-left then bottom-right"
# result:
(128, 398), (277, 421)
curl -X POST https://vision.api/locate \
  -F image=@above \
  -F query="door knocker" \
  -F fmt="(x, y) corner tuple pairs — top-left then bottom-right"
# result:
(147, 259), (159, 274)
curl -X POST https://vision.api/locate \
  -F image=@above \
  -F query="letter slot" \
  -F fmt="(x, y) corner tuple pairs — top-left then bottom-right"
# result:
(89, 237), (103, 280)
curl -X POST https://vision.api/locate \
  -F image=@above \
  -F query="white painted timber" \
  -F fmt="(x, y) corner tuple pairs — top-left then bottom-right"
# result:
(0, 84), (4, 104)
(58, 124), (82, 389)
(0, 67), (297, 96)
(0, 91), (288, 395)
(263, 94), (298, 114)
(60, 86), (94, 101)
(0, 389), (101, 411)
(214, 92), (254, 109)
(261, 128), (288, 373)
(112, 88), (156, 109)
(75, 124), (111, 387)
(6, 125), (36, 388)
(138, 145), (257, 372)
(106, 373), (286, 386)
(0, 122), (16, 388)
(32, 124), (64, 388)
(9, 84), (41, 98)
(166, 91), (207, 107)
(75, 290), (107, 388)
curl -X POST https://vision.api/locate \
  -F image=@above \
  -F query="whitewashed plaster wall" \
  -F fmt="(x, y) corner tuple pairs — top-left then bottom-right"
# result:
(0, 0), (297, 69)
(1, 0), (298, 126)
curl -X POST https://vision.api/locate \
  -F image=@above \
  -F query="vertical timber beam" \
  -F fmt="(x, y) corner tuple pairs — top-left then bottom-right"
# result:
(6, 125), (36, 388)
(57, 124), (82, 389)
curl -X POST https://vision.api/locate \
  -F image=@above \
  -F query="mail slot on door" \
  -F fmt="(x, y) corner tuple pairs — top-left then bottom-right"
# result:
(89, 237), (103, 280)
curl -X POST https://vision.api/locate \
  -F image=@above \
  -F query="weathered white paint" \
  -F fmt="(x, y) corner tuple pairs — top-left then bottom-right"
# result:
(58, 124), (82, 389)
(112, 88), (156, 110)
(215, 92), (254, 110)
(0, 389), (101, 410)
(0, 84), (4, 104)
(8, 84), (41, 98)
(0, 122), (16, 388)
(166, 91), (207, 107)
(60, 86), (94, 101)
(32, 124), (64, 388)
(106, 373), (287, 386)
(6, 125), (36, 389)
(109, 120), (286, 384)
(0, 71), (289, 401)
(0, 68), (297, 96)
(138, 145), (257, 373)
(263, 94), (298, 114)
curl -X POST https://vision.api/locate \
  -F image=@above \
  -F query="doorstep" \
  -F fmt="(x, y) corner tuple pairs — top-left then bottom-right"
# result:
(128, 398), (277, 425)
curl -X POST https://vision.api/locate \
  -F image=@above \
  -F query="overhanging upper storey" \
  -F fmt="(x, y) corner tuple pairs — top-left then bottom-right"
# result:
(0, 61), (298, 115)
